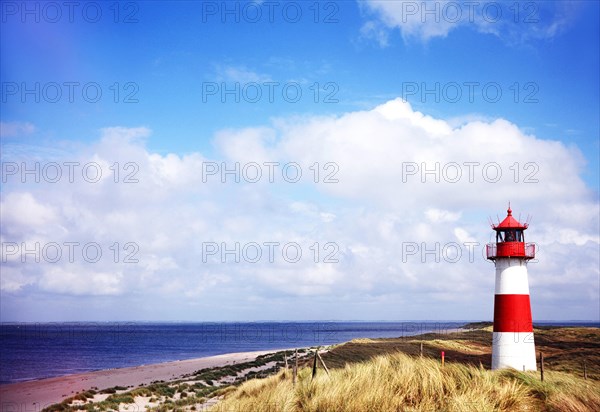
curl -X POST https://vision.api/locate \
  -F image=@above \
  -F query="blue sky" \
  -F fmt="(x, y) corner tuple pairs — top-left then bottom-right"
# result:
(1, 1), (599, 321)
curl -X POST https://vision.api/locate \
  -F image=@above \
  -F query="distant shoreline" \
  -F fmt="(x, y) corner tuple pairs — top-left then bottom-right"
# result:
(0, 327), (470, 410)
(0, 324), (466, 409)
(0, 349), (287, 410)
(0, 320), (470, 385)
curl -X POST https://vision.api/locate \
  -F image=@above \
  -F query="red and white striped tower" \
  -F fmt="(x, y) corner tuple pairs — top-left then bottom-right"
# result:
(486, 205), (537, 371)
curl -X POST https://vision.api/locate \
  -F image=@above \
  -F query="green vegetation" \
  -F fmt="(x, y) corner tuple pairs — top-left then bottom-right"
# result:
(463, 321), (493, 329)
(98, 386), (128, 394)
(41, 349), (301, 412)
(213, 352), (599, 412)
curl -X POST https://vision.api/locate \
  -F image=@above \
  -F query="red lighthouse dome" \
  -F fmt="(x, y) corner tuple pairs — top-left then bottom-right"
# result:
(487, 207), (535, 260)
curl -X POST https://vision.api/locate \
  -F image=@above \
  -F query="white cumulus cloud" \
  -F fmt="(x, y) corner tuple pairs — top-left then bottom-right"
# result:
(359, 0), (582, 44)
(0, 99), (597, 321)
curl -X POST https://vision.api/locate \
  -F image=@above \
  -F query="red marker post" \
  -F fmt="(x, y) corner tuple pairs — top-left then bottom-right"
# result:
(441, 351), (445, 367)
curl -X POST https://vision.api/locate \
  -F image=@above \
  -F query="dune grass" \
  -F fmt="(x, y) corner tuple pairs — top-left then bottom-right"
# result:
(211, 352), (600, 412)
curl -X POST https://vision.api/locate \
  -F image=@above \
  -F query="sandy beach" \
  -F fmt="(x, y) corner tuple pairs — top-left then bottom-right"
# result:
(0, 349), (278, 411)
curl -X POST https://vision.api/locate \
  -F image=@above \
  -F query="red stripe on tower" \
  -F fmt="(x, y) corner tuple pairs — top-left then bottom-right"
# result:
(493, 294), (533, 333)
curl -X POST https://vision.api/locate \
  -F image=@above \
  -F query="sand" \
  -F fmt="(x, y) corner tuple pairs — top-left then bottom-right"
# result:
(0, 349), (278, 411)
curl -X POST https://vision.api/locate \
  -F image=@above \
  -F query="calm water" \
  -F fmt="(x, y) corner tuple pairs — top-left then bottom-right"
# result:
(0, 321), (596, 384)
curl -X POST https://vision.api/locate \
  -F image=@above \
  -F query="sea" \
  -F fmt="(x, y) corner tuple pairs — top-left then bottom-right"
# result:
(0, 321), (596, 385)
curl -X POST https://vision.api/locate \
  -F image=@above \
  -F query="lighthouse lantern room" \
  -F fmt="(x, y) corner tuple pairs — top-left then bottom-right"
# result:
(486, 205), (537, 371)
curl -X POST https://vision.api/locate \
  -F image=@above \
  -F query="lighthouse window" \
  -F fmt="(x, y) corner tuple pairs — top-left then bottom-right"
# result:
(505, 231), (516, 241)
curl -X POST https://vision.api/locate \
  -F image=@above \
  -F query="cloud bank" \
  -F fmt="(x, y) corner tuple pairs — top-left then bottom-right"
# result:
(1, 99), (598, 321)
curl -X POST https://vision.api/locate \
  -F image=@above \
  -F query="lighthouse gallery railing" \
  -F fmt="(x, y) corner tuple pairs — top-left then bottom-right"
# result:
(486, 242), (535, 259)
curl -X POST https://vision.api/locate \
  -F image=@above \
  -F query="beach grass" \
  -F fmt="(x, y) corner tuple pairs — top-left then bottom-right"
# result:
(212, 326), (599, 412)
(212, 351), (600, 412)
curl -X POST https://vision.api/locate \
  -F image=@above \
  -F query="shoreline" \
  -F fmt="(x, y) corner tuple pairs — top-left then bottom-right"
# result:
(0, 326), (472, 410)
(0, 349), (287, 410)
(1, 324), (470, 383)
(0, 328), (472, 412)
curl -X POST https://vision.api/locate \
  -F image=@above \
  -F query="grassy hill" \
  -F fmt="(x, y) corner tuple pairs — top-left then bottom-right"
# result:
(211, 327), (600, 412)
(319, 327), (599, 380)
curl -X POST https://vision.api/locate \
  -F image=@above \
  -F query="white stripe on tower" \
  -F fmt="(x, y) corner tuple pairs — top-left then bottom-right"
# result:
(494, 259), (529, 294)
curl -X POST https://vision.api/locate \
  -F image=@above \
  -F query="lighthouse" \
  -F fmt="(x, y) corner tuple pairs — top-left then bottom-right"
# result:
(487, 206), (537, 371)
